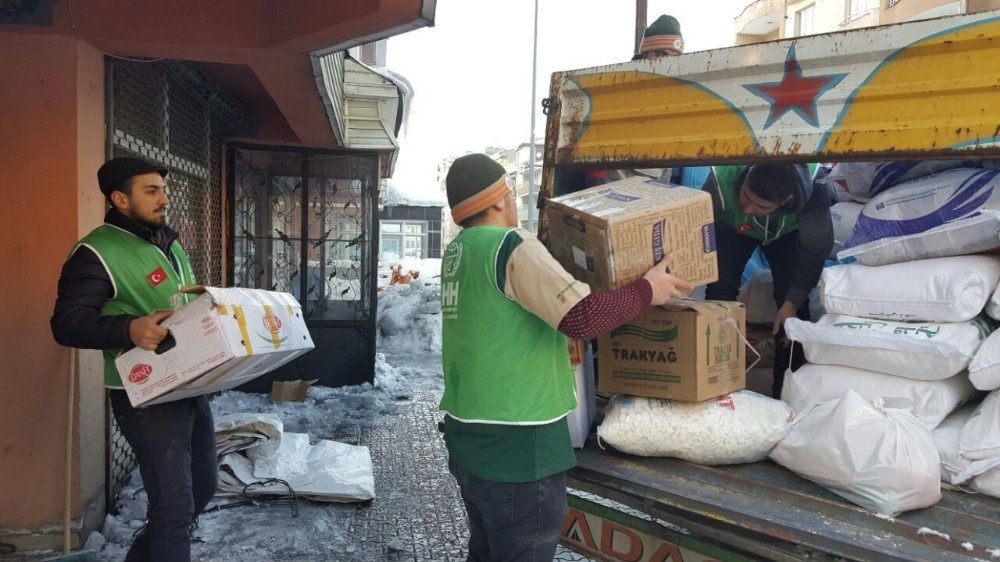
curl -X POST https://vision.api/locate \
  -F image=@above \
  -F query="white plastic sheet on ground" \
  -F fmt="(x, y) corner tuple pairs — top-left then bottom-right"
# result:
(838, 168), (1000, 266)
(820, 256), (1000, 323)
(969, 329), (1000, 391)
(215, 413), (375, 503)
(784, 315), (987, 381)
(818, 160), (972, 203)
(932, 406), (1000, 485)
(597, 391), (794, 465)
(781, 362), (975, 429)
(770, 390), (941, 516)
(957, 389), (1000, 462)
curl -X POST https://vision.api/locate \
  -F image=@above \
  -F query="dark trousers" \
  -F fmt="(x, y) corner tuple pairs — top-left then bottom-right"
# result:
(448, 460), (568, 562)
(705, 223), (810, 398)
(110, 391), (217, 562)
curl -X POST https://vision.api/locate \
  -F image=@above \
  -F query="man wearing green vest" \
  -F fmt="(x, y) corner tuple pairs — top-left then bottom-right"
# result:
(51, 157), (215, 562)
(703, 164), (833, 398)
(441, 153), (693, 561)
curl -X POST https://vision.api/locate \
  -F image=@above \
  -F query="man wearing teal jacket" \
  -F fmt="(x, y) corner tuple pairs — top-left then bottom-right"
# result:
(703, 164), (833, 398)
(440, 153), (693, 561)
(52, 157), (215, 562)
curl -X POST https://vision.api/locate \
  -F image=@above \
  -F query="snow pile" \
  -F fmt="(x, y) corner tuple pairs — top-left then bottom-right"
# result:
(377, 278), (442, 353)
(597, 391), (795, 465)
(383, 181), (446, 208)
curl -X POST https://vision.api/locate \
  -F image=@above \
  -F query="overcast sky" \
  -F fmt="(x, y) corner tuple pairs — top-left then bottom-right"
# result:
(386, 0), (749, 196)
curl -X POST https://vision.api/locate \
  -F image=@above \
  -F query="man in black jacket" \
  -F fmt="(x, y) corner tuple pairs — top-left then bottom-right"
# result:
(52, 157), (216, 562)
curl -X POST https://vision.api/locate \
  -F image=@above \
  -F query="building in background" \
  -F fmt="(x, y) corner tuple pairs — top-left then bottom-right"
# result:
(379, 182), (445, 261)
(736, 0), (999, 43)
(0, 0), (434, 552)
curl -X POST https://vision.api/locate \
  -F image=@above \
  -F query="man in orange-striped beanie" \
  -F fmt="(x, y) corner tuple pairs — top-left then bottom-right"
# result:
(634, 14), (684, 60)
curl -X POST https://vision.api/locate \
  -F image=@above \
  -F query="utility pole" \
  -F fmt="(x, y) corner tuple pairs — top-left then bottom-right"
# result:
(527, 0), (540, 233)
(635, 0), (647, 55)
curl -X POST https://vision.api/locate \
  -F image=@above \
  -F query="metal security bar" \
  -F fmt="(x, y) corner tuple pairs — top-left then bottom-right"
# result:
(105, 57), (244, 510)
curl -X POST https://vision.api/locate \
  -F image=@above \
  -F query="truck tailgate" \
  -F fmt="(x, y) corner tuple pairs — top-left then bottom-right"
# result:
(569, 440), (1000, 561)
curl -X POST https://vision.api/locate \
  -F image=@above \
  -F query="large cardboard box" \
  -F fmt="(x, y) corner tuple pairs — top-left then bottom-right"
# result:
(545, 177), (718, 291)
(598, 300), (746, 402)
(118, 287), (314, 407)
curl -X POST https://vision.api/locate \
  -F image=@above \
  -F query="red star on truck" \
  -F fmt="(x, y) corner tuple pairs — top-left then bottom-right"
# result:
(744, 44), (846, 129)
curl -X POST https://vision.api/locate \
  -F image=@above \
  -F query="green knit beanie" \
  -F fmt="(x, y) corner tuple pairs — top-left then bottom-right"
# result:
(446, 153), (510, 224)
(640, 15), (684, 56)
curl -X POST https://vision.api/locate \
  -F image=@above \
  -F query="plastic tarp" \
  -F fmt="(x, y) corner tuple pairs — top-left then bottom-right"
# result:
(214, 413), (375, 503)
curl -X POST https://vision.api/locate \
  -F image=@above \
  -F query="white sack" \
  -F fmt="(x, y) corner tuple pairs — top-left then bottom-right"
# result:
(830, 202), (864, 257)
(214, 413), (283, 457)
(597, 391), (794, 465)
(837, 168), (1000, 266)
(818, 160), (972, 203)
(781, 362), (975, 429)
(932, 406), (1000, 485)
(770, 390), (941, 516)
(738, 270), (777, 326)
(784, 315), (988, 380)
(969, 328), (1000, 391)
(987, 281), (1000, 321)
(957, 390), (1000, 461)
(820, 256), (1000, 323)
(970, 468), (1000, 499)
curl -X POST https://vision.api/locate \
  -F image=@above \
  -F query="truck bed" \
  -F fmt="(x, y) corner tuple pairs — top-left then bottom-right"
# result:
(568, 438), (1000, 561)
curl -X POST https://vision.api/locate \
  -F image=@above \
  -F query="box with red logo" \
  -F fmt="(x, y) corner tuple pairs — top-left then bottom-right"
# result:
(544, 176), (718, 291)
(117, 286), (314, 407)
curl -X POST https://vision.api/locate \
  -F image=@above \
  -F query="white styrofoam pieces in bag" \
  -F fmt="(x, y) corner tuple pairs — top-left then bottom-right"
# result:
(597, 391), (794, 465)
(969, 328), (1000, 391)
(781, 363), (975, 429)
(838, 168), (1000, 266)
(784, 315), (988, 381)
(957, 389), (1000, 462)
(770, 390), (941, 516)
(818, 161), (973, 203)
(830, 201), (864, 258)
(932, 406), (1000, 485)
(820, 256), (1000, 323)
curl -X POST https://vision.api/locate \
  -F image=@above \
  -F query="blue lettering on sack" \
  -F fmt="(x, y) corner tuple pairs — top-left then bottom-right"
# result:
(652, 220), (665, 263)
(599, 189), (641, 203)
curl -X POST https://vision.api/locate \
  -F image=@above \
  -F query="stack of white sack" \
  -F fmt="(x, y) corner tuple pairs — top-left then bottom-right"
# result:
(770, 390), (941, 516)
(597, 391), (795, 466)
(932, 391), (1000, 499)
(833, 167), (1000, 266)
(781, 256), (1000, 430)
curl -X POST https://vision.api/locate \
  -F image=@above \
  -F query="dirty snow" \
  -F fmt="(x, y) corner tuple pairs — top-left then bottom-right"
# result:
(990, 546), (1000, 558)
(917, 527), (952, 541)
(962, 542), (975, 551)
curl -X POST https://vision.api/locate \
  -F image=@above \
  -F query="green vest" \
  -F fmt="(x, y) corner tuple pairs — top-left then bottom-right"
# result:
(714, 165), (816, 242)
(439, 226), (576, 425)
(75, 224), (196, 387)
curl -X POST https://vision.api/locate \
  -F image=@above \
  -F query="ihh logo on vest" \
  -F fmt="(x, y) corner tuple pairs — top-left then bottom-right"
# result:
(441, 281), (460, 320)
(442, 243), (463, 278)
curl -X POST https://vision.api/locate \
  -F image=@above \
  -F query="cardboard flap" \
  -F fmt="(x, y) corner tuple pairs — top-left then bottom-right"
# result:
(203, 287), (303, 310)
(270, 379), (319, 403)
(660, 298), (745, 315)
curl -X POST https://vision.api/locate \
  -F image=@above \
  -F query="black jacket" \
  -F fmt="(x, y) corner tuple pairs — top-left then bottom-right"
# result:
(51, 209), (181, 350)
(702, 165), (834, 308)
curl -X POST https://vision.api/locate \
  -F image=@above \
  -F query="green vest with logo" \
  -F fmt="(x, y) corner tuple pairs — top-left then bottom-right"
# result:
(439, 226), (576, 424)
(713, 165), (817, 242)
(75, 224), (196, 387)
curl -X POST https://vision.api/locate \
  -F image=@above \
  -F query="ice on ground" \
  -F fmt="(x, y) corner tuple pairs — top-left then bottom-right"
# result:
(376, 278), (442, 354)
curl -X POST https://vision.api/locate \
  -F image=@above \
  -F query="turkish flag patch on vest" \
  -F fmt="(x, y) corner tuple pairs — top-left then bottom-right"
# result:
(147, 267), (168, 287)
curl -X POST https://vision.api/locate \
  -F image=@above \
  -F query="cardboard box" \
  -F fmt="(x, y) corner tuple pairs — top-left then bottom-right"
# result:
(598, 299), (746, 402)
(118, 287), (314, 407)
(271, 379), (319, 403)
(545, 177), (718, 291)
